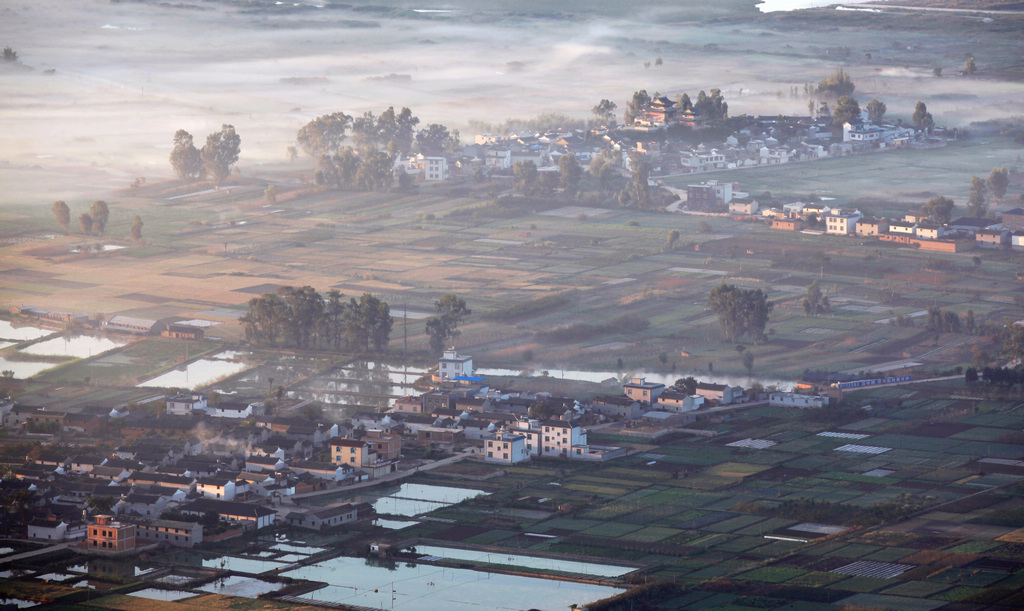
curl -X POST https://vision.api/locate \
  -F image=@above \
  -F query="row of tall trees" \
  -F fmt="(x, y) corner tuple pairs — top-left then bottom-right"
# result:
(296, 106), (459, 193)
(52, 200), (109, 235)
(52, 200), (143, 241)
(966, 167), (1009, 217)
(169, 125), (241, 182)
(239, 287), (393, 352)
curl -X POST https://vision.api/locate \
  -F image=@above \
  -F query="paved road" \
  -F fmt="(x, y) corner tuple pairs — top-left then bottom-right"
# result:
(0, 542), (71, 565)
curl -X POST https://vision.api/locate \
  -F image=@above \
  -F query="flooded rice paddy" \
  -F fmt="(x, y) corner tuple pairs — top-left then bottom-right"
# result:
(138, 350), (252, 389)
(20, 335), (127, 358)
(288, 556), (624, 611)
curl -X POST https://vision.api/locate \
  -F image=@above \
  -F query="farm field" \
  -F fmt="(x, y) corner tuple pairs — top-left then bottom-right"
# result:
(1, 133), (1020, 394)
(392, 380), (1024, 610)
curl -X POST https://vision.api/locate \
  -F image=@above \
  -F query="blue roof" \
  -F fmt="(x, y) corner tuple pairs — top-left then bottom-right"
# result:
(454, 376), (487, 382)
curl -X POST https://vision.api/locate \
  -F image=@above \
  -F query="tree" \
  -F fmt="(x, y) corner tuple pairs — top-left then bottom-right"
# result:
(425, 294), (471, 354)
(803, 281), (831, 316)
(78, 212), (93, 235)
(86, 495), (114, 516)
(866, 98), (887, 125)
(351, 111), (380, 150)
(89, 200), (110, 235)
(51, 200), (70, 233)
(678, 93), (693, 112)
(742, 350), (755, 375)
(965, 56), (976, 75)
(3, 47), (17, 62)
(200, 510), (220, 527)
(933, 67), (943, 78)
(912, 101), (934, 130)
(987, 166), (1008, 200)
(356, 292), (393, 352)
(624, 90), (651, 125)
(592, 99), (617, 126)
(694, 88), (728, 122)
(674, 376), (698, 395)
(626, 151), (651, 208)
(707, 284), (774, 344)
(513, 160), (538, 195)
(1001, 319), (1024, 366)
(169, 129), (203, 180)
(201, 124), (241, 183)
(920, 196), (955, 224)
(665, 229), (680, 252)
(967, 176), (988, 217)
(816, 67), (855, 98)
(416, 123), (459, 155)
(130, 215), (143, 242)
(832, 96), (861, 128)
(377, 106), (418, 152)
(699, 220), (713, 234)
(354, 149), (395, 192)
(264, 184), (278, 205)
(558, 153), (583, 199)
(588, 149), (619, 193)
(296, 112), (352, 158)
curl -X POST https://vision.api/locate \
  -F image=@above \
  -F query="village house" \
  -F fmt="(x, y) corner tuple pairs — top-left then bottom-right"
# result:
(166, 393), (208, 416)
(87, 514), (136, 552)
(1002, 207), (1024, 231)
(976, 228), (1010, 248)
(129, 516), (203, 548)
(180, 499), (277, 530)
(915, 223), (950, 240)
(623, 377), (665, 405)
(695, 383), (743, 405)
(825, 209), (862, 235)
(686, 180), (732, 209)
(590, 395), (644, 420)
(770, 218), (802, 232)
(196, 477), (237, 500)
(438, 349), (473, 379)
(329, 438), (398, 479)
(949, 217), (1001, 234)
(855, 217), (888, 237)
(393, 396), (424, 414)
(286, 502), (371, 531)
(728, 198), (759, 215)
(888, 220), (917, 236)
(657, 391), (705, 413)
(482, 426), (530, 464)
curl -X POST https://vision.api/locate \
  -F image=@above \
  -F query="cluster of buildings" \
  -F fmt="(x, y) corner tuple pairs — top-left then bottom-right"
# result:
(7, 307), (209, 340)
(0, 347), (834, 554)
(761, 203), (1023, 253)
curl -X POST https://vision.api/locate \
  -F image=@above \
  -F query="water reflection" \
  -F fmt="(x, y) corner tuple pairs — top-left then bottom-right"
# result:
(0, 321), (52, 342)
(138, 355), (251, 390)
(0, 357), (60, 379)
(308, 483), (486, 518)
(287, 555), (623, 611)
(21, 335), (126, 358)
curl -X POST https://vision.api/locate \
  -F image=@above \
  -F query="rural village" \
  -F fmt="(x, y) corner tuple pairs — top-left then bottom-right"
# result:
(3, 0), (1024, 609)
